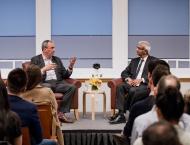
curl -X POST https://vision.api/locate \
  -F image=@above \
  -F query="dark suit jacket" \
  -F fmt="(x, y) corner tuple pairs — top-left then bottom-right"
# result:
(31, 54), (72, 82)
(123, 95), (155, 137)
(9, 95), (43, 145)
(121, 55), (157, 84)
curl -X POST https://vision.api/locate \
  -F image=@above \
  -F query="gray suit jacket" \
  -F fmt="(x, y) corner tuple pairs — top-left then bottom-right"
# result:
(31, 54), (72, 82)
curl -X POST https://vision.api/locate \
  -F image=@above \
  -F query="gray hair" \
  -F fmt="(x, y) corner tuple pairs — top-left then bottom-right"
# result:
(138, 41), (151, 53)
(41, 40), (53, 51)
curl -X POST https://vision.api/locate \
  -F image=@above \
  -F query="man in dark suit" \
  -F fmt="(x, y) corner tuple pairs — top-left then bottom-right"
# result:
(123, 61), (170, 143)
(109, 41), (157, 124)
(31, 40), (76, 123)
(8, 68), (56, 145)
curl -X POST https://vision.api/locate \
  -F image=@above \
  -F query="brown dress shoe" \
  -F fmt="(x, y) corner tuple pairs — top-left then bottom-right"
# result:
(58, 112), (74, 123)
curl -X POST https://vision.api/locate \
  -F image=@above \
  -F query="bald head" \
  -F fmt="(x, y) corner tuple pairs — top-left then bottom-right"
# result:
(157, 75), (180, 95)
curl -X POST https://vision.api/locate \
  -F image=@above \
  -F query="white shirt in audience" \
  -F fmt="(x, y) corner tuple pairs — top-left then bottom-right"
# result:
(131, 106), (190, 145)
(133, 125), (190, 145)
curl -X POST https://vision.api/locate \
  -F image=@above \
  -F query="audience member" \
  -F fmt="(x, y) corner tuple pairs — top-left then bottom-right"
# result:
(0, 79), (22, 145)
(109, 41), (157, 124)
(131, 75), (181, 144)
(31, 40), (76, 123)
(184, 89), (190, 115)
(134, 87), (190, 145)
(21, 64), (64, 145)
(7, 68), (57, 145)
(122, 60), (170, 143)
(142, 121), (181, 145)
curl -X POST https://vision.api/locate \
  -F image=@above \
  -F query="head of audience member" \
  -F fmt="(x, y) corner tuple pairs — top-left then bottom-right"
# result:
(157, 75), (180, 96)
(7, 68), (27, 95)
(142, 121), (181, 145)
(147, 60), (170, 90)
(41, 40), (55, 59)
(148, 60), (170, 76)
(156, 87), (184, 124)
(25, 64), (42, 91)
(184, 89), (190, 115)
(136, 41), (151, 58)
(151, 65), (170, 87)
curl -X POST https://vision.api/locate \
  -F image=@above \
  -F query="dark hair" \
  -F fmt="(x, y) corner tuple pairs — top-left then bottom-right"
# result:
(142, 121), (181, 145)
(7, 68), (27, 94)
(148, 60), (170, 75)
(0, 79), (21, 144)
(152, 65), (170, 86)
(156, 87), (184, 122)
(25, 64), (42, 90)
(0, 79), (9, 141)
(0, 79), (9, 111)
(41, 40), (53, 51)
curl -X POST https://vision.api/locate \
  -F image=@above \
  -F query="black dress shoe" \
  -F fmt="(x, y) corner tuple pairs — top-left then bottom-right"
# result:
(59, 115), (74, 123)
(58, 112), (74, 123)
(108, 113), (119, 121)
(109, 114), (126, 124)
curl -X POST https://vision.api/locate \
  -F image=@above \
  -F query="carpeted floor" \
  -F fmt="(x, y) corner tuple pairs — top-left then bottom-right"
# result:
(61, 112), (127, 145)
(61, 112), (126, 132)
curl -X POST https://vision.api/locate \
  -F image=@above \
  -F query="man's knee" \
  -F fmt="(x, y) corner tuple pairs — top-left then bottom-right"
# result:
(129, 87), (136, 95)
(116, 83), (125, 91)
(69, 84), (76, 92)
(41, 83), (52, 88)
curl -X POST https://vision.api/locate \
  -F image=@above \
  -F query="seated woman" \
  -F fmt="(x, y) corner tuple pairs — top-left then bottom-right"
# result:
(0, 79), (22, 145)
(21, 64), (64, 145)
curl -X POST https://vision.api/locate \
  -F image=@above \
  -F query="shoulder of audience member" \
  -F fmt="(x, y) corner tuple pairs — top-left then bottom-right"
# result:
(20, 97), (38, 108)
(134, 110), (153, 124)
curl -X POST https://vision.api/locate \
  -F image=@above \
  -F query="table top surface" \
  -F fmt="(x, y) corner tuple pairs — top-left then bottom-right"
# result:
(83, 89), (105, 94)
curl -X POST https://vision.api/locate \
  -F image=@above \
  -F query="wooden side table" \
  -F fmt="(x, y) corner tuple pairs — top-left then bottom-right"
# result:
(83, 90), (106, 120)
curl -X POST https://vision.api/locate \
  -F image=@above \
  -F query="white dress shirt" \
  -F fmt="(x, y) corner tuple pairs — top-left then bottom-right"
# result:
(131, 106), (190, 145)
(136, 56), (148, 80)
(42, 55), (57, 81)
(133, 125), (190, 145)
(131, 106), (158, 145)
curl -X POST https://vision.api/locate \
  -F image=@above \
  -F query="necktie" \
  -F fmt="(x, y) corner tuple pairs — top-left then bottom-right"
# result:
(136, 59), (144, 77)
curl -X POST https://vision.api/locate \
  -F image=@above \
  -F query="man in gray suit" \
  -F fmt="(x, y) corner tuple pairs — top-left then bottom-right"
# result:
(31, 40), (76, 123)
(109, 41), (157, 124)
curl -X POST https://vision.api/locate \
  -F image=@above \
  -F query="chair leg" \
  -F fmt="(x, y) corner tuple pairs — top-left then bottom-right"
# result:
(74, 109), (79, 120)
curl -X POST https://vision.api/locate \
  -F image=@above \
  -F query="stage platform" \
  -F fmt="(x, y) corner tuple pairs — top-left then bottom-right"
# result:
(61, 112), (126, 145)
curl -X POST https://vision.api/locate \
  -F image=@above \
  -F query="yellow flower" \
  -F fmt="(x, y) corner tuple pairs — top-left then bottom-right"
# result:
(89, 77), (102, 90)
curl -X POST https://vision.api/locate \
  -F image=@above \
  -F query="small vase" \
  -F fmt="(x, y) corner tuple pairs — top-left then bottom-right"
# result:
(91, 85), (98, 91)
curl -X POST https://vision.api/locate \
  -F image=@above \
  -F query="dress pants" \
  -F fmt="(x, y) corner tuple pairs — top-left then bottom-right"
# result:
(116, 82), (147, 112)
(128, 87), (150, 111)
(42, 79), (76, 113)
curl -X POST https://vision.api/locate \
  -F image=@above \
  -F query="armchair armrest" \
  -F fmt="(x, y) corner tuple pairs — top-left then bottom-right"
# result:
(107, 78), (123, 112)
(65, 78), (81, 88)
(107, 78), (123, 88)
